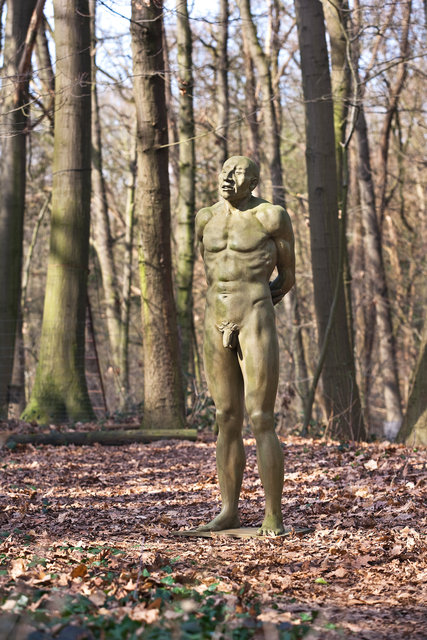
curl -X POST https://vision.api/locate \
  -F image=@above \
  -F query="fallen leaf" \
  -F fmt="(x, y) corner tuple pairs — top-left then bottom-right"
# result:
(354, 486), (372, 498)
(70, 564), (88, 579)
(329, 567), (347, 578)
(10, 558), (26, 579)
(364, 459), (378, 471)
(390, 544), (403, 557)
(129, 604), (160, 623)
(88, 589), (106, 607)
(147, 597), (162, 610)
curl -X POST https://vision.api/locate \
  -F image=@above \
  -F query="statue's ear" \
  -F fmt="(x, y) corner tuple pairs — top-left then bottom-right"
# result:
(250, 176), (258, 191)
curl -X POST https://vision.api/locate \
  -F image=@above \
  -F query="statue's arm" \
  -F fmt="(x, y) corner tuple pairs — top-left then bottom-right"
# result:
(195, 207), (213, 259)
(265, 206), (295, 305)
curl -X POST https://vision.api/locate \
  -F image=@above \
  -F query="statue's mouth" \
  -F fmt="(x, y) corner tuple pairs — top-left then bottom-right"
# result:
(220, 183), (235, 192)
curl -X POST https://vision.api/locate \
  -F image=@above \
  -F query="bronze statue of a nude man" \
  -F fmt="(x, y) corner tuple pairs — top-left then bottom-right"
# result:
(195, 156), (295, 535)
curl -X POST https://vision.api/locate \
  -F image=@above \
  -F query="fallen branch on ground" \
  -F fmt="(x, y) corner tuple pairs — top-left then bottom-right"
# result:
(2, 428), (198, 447)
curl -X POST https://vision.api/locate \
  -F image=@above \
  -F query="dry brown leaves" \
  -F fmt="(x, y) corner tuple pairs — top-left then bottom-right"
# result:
(0, 430), (426, 638)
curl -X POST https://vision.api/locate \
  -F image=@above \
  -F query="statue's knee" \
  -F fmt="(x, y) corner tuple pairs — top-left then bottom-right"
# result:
(249, 410), (274, 437)
(216, 407), (242, 432)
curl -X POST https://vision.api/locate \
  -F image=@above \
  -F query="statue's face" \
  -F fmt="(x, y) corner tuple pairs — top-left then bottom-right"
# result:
(218, 157), (257, 202)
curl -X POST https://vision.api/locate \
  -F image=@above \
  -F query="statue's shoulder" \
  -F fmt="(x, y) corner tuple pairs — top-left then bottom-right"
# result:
(195, 202), (221, 238)
(254, 201), (291, 236)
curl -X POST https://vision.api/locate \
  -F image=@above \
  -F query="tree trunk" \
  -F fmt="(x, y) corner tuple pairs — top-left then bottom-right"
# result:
(321, 0), (350, 202)
(118, 137), (137, 410)
(35, 13), (54, 129)
(237, 0), (285, 207)
(242, 29), (260, 170)
(352, 53), (403, 438)
(22, 0), (94, 424)
(9, 195), (50, 418)
(284, 287), (310, 417)
(294, 0), (365, 440)
(130, 0), (185, 430)
(397, 321), (427, 447)
(217, 0), (229, 165)
(266, 0), (282, 134)
(378, 1), (412, 227)
(89, 0), (122, 383)
(322, 0), (355, 358)
(162, 28), (179, 186)
(0, 0), (39, 417)
(8, 314), (26, 418)
(0, 0), (5, 58)
(176, 0), (196, 387)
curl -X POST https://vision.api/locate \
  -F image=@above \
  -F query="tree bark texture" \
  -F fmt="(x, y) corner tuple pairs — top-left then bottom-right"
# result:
(0, 0), (38, 417)
(131, 0), (185, 430)
(176, 0), (196, 385)
(294, 0), (365, 440)
(22, 0), (94, 424)
(89, 0), (122, 381)
(238, 0), (285, 207)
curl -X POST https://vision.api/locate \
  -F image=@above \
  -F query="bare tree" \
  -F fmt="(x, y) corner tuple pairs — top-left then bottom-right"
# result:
(0, 0), (42, 417)
(217, 0), (229, 165)
(294, 0), (365, 439)
(351, 0), (405, 437)
(118, 136), (137, 410)
(176, 0), (196, 388)
(130, 0), (185, 430)
(89, 0), (122, 398)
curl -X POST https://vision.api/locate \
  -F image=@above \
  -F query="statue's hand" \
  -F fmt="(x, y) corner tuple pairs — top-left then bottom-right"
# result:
(269, 282), (284, 305)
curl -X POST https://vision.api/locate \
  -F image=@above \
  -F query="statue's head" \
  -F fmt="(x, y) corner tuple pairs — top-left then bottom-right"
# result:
(219, 156), (259, 203)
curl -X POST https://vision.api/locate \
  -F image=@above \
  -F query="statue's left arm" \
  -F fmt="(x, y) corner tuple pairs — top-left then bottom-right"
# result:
(259, 205), (295, 305)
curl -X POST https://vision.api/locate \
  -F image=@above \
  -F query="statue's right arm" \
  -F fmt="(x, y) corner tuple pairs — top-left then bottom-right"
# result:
(195, 207), (213, 259)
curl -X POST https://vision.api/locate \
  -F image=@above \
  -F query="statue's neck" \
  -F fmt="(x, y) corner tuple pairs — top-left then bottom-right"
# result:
(223, 194), (253, 215)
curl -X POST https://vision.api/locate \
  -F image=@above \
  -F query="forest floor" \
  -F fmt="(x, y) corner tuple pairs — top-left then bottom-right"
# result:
(0, 423), (426, 640)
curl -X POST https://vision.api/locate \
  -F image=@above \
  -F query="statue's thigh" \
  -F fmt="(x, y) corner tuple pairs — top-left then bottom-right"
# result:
(238, 309), (279, 413)
(203, 323), (244, 412)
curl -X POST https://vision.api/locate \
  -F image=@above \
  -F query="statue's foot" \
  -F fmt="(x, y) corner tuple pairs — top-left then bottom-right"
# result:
(196, 511), (240, 532)
(257, 514), (284, 537)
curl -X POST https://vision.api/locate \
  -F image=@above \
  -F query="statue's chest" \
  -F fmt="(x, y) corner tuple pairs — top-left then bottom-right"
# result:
(204, 213), (268, 253)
